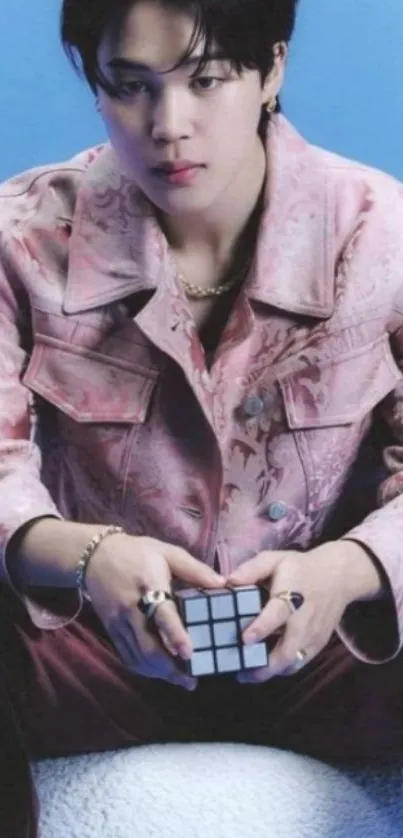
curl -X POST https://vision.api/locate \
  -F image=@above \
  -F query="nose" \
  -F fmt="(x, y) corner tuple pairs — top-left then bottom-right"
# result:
(150, 87), (191, 144)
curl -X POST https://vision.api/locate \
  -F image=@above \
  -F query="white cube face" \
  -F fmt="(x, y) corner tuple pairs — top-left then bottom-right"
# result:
(188, 623), (212, 650)
(236, 588), (261, 616)
(185, 597), (209, 623)
(242, 644), (268, 669)
(191, 650), (216, 676)
(211, 594), (235, 620)
(216, 647), (241, 673)
(178, 586), (266, 675)
(213, 620), (238, 647)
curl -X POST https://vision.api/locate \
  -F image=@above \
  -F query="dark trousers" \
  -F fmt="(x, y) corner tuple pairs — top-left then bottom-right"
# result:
(1, 586), (403, 838)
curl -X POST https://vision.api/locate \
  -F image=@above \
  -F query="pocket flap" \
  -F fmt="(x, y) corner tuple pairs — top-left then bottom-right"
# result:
(23, 339), (157, 424)
(279, 336), (401, 429)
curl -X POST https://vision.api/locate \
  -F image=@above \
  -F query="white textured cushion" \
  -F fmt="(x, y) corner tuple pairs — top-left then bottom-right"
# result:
(33, 744), (403, 838)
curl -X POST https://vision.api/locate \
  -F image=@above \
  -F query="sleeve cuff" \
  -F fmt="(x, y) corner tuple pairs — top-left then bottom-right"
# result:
(3, 514), (83, 630)
(337, 536), (400, 663)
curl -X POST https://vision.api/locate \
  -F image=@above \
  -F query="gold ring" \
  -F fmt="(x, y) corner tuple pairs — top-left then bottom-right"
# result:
(272, 590), (305, 617)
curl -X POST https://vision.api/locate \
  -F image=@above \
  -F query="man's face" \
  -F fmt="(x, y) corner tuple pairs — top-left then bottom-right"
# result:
(97, 0), (283, 218)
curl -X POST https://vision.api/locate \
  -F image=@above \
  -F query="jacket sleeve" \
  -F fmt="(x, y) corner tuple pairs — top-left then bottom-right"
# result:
(0, 235), (81, 629)
(338, 370), (403, 663)
(336, 193), (403, 663)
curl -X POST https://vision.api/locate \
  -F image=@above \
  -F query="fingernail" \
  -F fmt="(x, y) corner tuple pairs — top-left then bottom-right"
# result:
(164, 640), (178, 656)
(178, 644), (192, 660)
(243, 632), (258, 646)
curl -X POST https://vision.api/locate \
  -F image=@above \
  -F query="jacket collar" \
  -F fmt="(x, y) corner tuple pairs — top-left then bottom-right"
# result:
(63, 116), (335, 319)
(63, 147), (173, 314)
(247, 117), (334, 318)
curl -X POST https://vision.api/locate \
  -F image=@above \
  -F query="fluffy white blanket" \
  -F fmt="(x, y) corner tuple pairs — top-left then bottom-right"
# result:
(33, 744), (403, 838)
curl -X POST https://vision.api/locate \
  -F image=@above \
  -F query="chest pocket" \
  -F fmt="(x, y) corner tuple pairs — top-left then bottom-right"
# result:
(275, 334), (402, 520)
(23, 336), (158, 425)
(278, 335), (401, 430)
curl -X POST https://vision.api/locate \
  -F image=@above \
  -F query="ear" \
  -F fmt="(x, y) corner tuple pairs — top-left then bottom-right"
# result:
(262, 41), (288, 106)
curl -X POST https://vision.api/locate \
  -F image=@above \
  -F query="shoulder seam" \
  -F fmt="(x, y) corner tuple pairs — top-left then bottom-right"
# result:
(0, 166), (87, 201)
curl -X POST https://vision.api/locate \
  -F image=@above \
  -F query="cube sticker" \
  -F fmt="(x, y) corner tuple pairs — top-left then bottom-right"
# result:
(188, 623), (212, 650)
(191, 650), (216, 676)
(213, 620), (237, 647)
(216, 646), (241, 673)
(183, 595), (209, 624)
(175, 586), (269, 676)
(236, 588), (261, 615)
(242, 643), (268, 669)
(210, 594), (235, 620)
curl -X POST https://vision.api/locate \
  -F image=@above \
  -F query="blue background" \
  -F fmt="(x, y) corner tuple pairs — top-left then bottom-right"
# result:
(1, 0), (403, 182)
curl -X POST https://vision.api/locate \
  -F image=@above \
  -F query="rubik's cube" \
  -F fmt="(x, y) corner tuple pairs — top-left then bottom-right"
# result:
(175, 586), (269, 676)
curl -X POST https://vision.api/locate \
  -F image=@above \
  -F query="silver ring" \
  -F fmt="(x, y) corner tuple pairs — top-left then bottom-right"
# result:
(137, 590), (174, 620)
(293, 648), (308, 671)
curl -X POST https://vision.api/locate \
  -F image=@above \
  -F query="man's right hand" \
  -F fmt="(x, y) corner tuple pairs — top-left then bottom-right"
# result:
(85, 534), (225, 691)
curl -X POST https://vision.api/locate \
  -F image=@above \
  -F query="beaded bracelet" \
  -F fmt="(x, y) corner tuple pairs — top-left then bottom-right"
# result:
(75, 526), (124, 601)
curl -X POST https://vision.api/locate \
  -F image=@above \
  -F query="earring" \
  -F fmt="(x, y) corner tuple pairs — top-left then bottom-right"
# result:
(266, 97), (277, 114)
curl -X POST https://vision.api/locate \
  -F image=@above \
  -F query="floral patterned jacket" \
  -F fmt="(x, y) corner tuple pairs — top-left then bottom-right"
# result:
(1, 115), (403, 662)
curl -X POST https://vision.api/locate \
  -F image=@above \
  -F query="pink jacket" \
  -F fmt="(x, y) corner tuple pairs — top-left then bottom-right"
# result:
(1, 116), (403, 662)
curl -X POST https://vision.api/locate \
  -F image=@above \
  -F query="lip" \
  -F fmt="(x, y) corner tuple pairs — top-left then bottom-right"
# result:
(151, 163), (204, 188)
(152, 160), (202, 174)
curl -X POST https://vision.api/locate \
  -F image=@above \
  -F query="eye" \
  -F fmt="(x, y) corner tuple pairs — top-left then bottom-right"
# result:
(116, 80), (151, 98)
(191, 76), (224, 92)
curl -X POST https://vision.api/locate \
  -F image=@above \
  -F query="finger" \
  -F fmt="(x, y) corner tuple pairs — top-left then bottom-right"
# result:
(226, 551), (287, 587)
(113, 630), (141, 672)
(236, 632), (311, 685)
(149, 647), (199, 692)
(149, 637), (198, 691)
(152, 600), (194, 660)
(236, 644), (311, 683)
(145, 616), (198, 691)
(267, 621), (315, 677)
(123, 620), (198, 691)
(170, 673), (199, 691)
(163, 544), (225, 588)
(159, 629), (179, 657)
(241, 596), (291, 646)
(147, 655), (198, 691)
(237, 666), (272, 685)
(127, 601), (181, 667)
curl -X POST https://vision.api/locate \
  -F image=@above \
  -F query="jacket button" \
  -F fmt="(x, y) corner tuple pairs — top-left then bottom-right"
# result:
(267, 501), (288, 522)
(244, 396), (264, 417)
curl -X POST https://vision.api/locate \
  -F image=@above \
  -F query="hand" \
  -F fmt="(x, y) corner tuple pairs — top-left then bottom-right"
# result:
(226, 540), (383, 684)
(85, 534), (225, 691)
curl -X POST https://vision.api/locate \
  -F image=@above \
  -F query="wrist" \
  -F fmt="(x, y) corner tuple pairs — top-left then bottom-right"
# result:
(8, 518), (115, 589)
(339, 539), (385, 603)
(76, 526), (125, 600)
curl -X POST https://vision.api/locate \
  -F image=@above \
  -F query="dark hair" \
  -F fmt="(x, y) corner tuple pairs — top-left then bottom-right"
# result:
(61, 0), (299, 133)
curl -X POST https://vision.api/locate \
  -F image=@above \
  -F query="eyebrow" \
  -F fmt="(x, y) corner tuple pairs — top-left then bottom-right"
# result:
(107, 54), (225, 73)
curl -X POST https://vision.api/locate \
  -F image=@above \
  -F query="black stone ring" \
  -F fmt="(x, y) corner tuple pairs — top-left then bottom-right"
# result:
(137, 590), (175, 621)
(272, 590), (305, 616)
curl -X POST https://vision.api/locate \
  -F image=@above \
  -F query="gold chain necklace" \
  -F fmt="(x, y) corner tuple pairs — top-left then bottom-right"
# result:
(175, 183), (265, 300)
(178, 269), (247, 300)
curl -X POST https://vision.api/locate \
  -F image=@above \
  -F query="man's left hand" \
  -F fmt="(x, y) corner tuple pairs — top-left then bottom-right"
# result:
(226, 540), (383, 684)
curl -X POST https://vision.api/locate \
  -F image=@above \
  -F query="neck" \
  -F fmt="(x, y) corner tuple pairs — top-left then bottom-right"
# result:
(156, 138), (267, 269)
